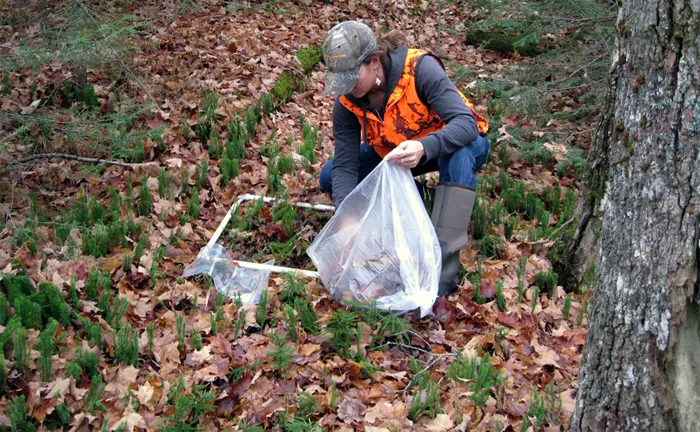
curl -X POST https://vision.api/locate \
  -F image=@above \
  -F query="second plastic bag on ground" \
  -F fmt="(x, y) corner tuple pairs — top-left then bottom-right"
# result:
(181, 243), (273, 304)
(307, 159), (441, 317)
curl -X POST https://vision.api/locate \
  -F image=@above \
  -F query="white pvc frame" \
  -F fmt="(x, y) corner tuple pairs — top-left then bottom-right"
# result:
(207, 194), (335, 279)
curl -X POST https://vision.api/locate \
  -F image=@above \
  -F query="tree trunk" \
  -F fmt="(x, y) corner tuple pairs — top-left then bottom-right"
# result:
(570, 0), (699, 431)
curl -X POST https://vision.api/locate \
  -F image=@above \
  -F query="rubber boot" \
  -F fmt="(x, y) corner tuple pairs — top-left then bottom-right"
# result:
(430, 182), (476, 297)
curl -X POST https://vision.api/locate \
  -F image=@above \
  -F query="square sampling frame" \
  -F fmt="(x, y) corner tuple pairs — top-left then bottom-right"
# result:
(206, 194), (335, 279)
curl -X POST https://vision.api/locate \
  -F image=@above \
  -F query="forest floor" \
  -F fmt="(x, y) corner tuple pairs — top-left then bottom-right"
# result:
(0, 0), (604, 430)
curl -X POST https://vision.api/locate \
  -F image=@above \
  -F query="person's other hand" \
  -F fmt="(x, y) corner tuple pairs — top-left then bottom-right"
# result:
(385, 140), (425, 168)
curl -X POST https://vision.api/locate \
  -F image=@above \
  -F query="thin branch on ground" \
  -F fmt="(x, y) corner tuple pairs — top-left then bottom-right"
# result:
(370, 341), (435, 356)
(402, 352), (457, 397)
(0, 153), (156, 174)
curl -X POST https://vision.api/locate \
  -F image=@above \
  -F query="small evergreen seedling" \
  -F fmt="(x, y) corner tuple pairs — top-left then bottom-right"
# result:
(327, 310), (358, 358)
(408, 376), (442, 421)
(0, 353), (7, 395)
(277, 153), (294, 175)
(234, 306), (245, 339)
(38, 319), (60, 381)
(551, 184), (562, 216)
(563, 294), (572, 319)
(146, 322), (154, 353)
(498, 144), (511, 168)
(268, 333), (294, 375)
(534, 269), (558, 295)
(267, 161), (281, 193)
(226, 121), (246, 160)
(181, 165), (190, 194)
(208, 128), (222, 159)
(76, 347), (100, 378)
(245, 102), (259, 136)
(517, 256), (528, 279)
(191, 330), (203, 351)
(1, 73), (11, 95)
(114, 323), (139, 366)
(8, 394), (34, 432)
(133, 234), (146, 263)
(14, 297), (42, 330)
(97, 285), (113, 312)
(261, 92), (274, 116)
(196, 158), (209, 188)
(447, 352), (505, 407)
(50, 402), (71, 428)
(139, 179), (153, 216)
(210, 313), (217, 336)
(65, 361), (82, 380)
(329, 381), (337, 410)
(495, 280), (506, 312)
(152, 128), (166, 153)
(176, 315), (186, 349)
(295, 297), (319, 335)
(471, 197), (488, 240)
(87, 321), (103, 349)
(0, 295), (9, 326)
(40, 281), (70, 326)
(108, 187), (121, 214)
(490, 199), (505, 226)
(220, 154), (239, 186)
(295, 391), (320, 418)
(376, 312), (411, 345)
(123, 254), (132, 274)
(13, 325), (28, 372)
(524, 193), (544, 221)
(272, 201), (297, 235)
(517, 279), (525, 304)
(107, 296), (129, 327)
(158, 168), (169, 198)
(188, 187), (200, 219)
(279, 272), (307, 305)
(522, 387), (548, 431)
(86, 374), (106, 414)
(68, 276), (82, 310)
(284, 304), (297, 343)
(126, 176), (135, 209)
(480, 174), (496, 198)
(476, 235), (505, 259)
(256, 289), (268, 328)
(561, 189), (576, 222)
(504, 215), (518, 240)
(578, 297), (589, 325)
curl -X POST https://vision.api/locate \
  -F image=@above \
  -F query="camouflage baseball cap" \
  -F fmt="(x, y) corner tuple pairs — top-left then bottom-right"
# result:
(322, 21), (377, 95)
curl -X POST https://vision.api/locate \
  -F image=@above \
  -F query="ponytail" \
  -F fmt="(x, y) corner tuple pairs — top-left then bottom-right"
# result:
(375, 30), (409, 60)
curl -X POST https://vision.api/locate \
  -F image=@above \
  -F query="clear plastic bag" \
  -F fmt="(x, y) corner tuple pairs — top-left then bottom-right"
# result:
(307, 160), (441, 317)
(182, 243), (273, 304)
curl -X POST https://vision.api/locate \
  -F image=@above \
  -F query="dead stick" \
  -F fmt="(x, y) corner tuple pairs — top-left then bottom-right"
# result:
(0, 153), (155, 174)
(402, 352), (457, 398)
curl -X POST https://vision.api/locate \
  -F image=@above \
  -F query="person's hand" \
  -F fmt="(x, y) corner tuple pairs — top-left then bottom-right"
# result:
(338, 216), (357, 231)
(385, 140), (425, 169)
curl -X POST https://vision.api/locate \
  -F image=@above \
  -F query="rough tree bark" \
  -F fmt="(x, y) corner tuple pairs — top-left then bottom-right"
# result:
(569, 0), (699, 431)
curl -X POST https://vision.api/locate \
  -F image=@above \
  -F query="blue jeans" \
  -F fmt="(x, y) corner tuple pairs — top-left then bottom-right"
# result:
(319, 135), (491, 193)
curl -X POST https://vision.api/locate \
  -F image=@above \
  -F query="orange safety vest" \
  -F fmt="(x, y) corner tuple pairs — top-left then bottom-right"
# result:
(339, 49), (489, 158)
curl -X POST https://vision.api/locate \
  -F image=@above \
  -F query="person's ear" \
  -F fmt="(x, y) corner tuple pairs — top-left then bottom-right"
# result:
(371, 55), (381, 70)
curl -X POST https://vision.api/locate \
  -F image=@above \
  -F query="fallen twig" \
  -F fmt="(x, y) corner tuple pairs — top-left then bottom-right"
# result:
(370, 341), (458, 397)
(402, 352), (457, 398)
(0, 153), (156, 174)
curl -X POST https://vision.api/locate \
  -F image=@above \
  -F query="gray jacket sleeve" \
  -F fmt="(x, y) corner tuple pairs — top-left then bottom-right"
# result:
(330, 99), (361, 207)
(415, 56), (480, 163)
